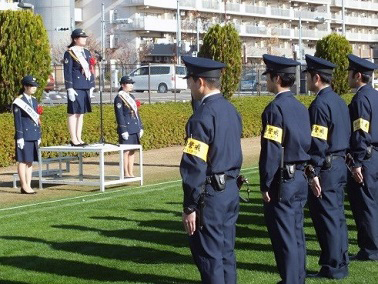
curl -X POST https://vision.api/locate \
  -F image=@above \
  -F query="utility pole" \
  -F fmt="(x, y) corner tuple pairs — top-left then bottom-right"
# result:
(101, 3), (106, 61)
(196, 18), (200, 54)
(341, 0), (346, 35)
(224, 0), (227, 22)
(176, 0), (181, 64)
(298, 14), (302, 60)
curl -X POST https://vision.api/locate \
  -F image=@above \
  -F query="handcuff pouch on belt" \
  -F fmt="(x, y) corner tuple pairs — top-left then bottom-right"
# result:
(283, 164), (295, 180)
(365, 146), (372, 160)
(323, 155), (332, 169)
(206, 173), (226, 192)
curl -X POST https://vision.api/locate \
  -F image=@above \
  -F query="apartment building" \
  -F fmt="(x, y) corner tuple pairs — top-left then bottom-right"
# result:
(4, 0), (378, 63)
(0, 0), (20, 10)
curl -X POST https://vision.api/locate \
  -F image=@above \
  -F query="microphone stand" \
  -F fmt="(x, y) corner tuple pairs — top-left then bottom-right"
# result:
(95, 51), (117, 146)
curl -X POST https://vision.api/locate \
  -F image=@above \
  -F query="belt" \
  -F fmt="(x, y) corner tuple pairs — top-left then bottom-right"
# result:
(205, 174), (234, 184)
(285, 162), (307, 171)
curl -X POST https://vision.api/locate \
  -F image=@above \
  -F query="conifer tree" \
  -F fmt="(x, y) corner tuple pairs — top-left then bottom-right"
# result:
(0, 10), (51, 112)
(315, 33), (352, 95)
(198, 23), (242, 99)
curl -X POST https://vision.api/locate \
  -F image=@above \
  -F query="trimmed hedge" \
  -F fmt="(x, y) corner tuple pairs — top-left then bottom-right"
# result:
(0, 94), (354, 167)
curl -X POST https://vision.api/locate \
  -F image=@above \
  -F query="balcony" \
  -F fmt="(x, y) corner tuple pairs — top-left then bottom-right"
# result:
(119, 16), (177, 33)
(290, 0), (331, 4)
(226, 2), (240, 12)
(294, 10), (328, 21)
(179, 0), (196, 8)
(332, 0), (378, 11)
(244, 5), (267, 15)
(346, 32), (378, 42)
(202, 0), (220, 10)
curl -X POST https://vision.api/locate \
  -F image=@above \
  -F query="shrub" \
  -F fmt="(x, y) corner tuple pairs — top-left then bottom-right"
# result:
(0, 10), (51, 112)
(0, 94), (354, 167)
(315, 33), (352, 95)
(198, 23), (242, 99)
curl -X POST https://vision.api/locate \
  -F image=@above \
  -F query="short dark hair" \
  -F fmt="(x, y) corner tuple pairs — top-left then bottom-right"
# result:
(308, 70), (332, 84)
(269, 72), (296, 88)
(352, 70), (371, 84)
(191, 76), (221, 89)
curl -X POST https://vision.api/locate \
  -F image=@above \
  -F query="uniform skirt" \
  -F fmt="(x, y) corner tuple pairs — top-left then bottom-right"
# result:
(15, 140), (38, 163)
(67, 89), (92, 114)
(119, 133), (140, 145)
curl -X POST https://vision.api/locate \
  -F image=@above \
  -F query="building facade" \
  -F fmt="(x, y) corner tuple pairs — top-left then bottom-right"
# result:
(5, 0), (378, 63)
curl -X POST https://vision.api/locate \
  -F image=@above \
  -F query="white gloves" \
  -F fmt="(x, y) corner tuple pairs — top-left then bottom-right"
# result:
(89, 87), (95, 98)
(38, 139), (41, 146)
(121, 132), (129, 140)
(139, 129), (144, 138)
(67, 88), (78, 102)
(17, 138), (24, 149)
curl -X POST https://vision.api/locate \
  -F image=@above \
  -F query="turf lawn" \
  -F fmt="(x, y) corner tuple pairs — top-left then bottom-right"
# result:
(0, 167), (377, 283)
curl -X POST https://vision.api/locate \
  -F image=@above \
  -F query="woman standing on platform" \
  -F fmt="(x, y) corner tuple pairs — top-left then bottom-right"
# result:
(12, 76), (42, 194)
(63, 29), (95, 146)
(114, 76), (143, 177)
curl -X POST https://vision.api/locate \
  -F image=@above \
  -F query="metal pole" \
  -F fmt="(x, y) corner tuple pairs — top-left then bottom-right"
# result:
(148, 63), (151, 104)
(176, 0), (181, 64)
(196, 18), (200, 54)
(341, 0), (346, 35)
(99, 3), (105, 143)
(299, 14), (302, 60)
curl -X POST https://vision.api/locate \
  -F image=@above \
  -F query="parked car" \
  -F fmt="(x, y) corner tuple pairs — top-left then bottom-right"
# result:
(129, 64), (187, 93)
(240, 72), (257, 91)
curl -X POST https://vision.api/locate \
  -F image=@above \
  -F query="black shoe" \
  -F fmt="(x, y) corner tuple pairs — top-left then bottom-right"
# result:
(350, 254), (373, 261)
(80, 142), (88, 146)
(70, 141), (81, 147)
(21, 188), (36, 194)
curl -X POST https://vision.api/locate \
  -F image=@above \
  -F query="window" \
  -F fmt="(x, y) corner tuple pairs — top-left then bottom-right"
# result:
(150, 66), (170, 75)
(131, 67), (149, 76)
(176, 66), (186, 75)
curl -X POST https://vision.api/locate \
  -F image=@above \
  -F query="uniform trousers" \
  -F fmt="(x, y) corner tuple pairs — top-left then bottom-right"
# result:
(308, 157), (349, 278)
(348, 149), (378, 260)
(189, 180), (239, 284)
(264, 169), (308, 284)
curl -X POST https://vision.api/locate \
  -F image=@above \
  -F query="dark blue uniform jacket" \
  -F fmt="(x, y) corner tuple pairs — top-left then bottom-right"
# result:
(64, 48), (95, 90)
(180, 94), (243, 208)
(309, 87), (351, 174)
(114, 94), (143, 135)
(259, 91), (311, 192)
(13, 95), (41, 141)
(349, 84), (378, 167)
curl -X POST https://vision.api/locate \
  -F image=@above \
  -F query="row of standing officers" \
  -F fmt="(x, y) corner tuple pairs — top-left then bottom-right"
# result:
(179, 53), (378, 284)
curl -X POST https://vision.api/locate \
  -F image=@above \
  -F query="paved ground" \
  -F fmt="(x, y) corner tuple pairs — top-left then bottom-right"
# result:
(0, 137), (260, 206)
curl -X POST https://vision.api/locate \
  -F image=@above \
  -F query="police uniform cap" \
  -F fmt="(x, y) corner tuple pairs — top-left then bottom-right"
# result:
(303, 54), (335, 75)
(21, 75), (39, 87)
(182, 56), (225, 79)
(120, 76), (135, 84)
(262, 54), (300, 75)
(71, 29), (88, 38)
(347, 54), (378, 75)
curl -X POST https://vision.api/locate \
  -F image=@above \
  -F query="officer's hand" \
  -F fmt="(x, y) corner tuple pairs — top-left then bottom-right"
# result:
(17, 138), (24, 150)
(262, 191), (271, 203)
(310, 176), (322, 198)
(352, 167), (364, 184)
(38, 139), (41, 146)
(89, 87), (95, 98)
(139, 129), (144, 138)
(121, 132), (129, 140)
(182, 211), (196, 236)
(67, 88), (78, 102)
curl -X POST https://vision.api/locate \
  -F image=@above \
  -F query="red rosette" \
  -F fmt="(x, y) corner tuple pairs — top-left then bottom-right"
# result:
(37, 105), (44, 115)
(89, 57), (97, 75)
(136, 100), (141, 108)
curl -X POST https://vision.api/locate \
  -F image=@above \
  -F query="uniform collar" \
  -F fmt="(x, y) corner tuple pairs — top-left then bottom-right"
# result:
(316, 85), (331, 96)
(275, 90), (292, 99)
(200, 90), (221, 104)
(356, 84), (368, 93)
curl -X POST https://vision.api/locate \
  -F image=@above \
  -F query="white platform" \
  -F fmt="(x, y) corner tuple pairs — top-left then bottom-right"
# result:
(38, 143), (143, 192)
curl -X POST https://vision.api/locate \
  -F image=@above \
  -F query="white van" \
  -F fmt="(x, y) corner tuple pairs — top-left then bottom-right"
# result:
(129, 64), (187, 93)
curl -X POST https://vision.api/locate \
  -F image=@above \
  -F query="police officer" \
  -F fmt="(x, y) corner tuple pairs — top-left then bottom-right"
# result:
(114, 76), (143, 177)
(347, 54), (378, 261)
(259, 54), (311, 284)
(13, 76), (42, 194)
(180, 56), (243, 284)
(63, 28), (95, 146)
(304, 55), (350, 279)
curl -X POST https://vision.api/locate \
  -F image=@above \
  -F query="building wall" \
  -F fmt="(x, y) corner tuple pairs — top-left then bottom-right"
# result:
(20, 0), (378, 63)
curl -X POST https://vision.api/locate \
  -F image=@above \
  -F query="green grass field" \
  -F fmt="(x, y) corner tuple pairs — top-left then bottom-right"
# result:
(0, 167), (377, 283)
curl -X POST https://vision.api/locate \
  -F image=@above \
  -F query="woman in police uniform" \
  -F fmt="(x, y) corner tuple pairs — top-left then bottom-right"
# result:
(13, 76), (42, 194)
(63, 29), (95, 146)
(114, 76), (143, 177)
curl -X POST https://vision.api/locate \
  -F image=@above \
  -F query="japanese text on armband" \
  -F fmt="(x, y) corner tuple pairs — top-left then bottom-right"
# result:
(183, 138), (209, 161)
